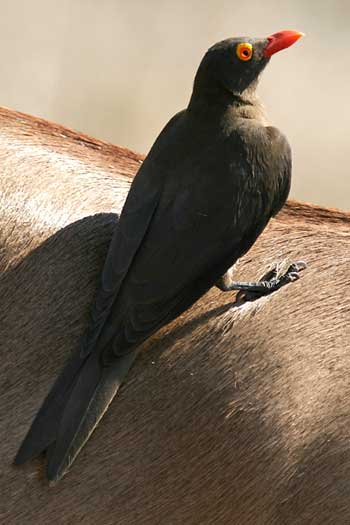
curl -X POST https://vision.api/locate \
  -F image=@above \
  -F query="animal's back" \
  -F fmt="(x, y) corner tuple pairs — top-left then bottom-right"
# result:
(2, 107), (350, 524)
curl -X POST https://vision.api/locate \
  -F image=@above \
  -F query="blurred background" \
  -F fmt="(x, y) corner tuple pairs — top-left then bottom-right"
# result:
(0, 0), (348, 208)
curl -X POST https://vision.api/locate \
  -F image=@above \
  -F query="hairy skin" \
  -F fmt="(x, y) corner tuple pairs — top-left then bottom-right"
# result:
(1, 108), (350, 524)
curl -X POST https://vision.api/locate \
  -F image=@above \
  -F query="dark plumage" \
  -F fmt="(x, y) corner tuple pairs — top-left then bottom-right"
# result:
(15, 30), (303, 481)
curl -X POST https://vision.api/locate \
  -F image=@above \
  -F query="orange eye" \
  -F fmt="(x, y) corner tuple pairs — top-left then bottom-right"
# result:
(236, 43), (253, 61)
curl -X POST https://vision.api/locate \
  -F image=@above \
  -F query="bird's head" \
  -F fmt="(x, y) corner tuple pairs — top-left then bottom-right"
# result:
(191, 30), (303, 106)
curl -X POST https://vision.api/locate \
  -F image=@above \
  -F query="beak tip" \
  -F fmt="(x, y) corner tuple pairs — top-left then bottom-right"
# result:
(264, 29), (305, 58)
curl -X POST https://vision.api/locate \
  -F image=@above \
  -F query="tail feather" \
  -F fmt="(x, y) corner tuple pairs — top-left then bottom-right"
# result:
(46, 349), (138, 481)
(14, 352), (87, 465)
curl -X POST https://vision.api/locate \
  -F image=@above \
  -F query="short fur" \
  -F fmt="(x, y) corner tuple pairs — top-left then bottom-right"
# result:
(1, 107), (350, 523)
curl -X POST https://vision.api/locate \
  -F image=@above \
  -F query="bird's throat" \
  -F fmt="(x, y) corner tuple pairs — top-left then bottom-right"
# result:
(188, 84), (266, 125)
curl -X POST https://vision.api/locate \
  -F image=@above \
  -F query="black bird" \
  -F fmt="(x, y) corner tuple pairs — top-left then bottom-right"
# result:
(15, 30), (304, 481)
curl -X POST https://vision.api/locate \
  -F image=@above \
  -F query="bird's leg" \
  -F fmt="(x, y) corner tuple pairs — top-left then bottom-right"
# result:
(216, 260), (307, 300)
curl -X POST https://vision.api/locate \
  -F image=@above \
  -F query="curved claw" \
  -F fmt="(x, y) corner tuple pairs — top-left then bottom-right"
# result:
(283, 271), (300, 283)
(289, 260), (307, 272)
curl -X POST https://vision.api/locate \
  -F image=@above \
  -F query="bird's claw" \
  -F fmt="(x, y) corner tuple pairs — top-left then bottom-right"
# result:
(284, 271), (300, 282)
(287, 260), (307, 273)
(237, 259), (307, 302)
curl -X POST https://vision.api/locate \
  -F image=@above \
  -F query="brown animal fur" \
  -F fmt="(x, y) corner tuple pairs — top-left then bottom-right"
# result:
(1, 107), (350, 524)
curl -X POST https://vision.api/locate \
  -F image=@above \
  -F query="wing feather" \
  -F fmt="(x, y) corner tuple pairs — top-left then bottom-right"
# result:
(81, 166), (162, 356)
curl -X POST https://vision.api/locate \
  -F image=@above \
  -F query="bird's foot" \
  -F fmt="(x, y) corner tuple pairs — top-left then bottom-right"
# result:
(234, 260), (307, 301)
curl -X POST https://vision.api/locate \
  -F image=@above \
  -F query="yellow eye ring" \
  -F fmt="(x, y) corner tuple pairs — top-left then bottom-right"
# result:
(236, 43), (253, 61)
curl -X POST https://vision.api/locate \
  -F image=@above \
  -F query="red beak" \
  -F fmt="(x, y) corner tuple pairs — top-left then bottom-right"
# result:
(264, 30), (304, 58)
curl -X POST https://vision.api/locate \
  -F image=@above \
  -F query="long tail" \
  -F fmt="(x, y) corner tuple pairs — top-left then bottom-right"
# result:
(15, 349), (138, 481)
(14, 352), (87, 465)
